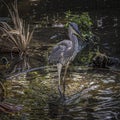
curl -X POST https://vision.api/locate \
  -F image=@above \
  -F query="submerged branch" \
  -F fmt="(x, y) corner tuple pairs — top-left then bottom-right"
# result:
(6, 65), (57, 79)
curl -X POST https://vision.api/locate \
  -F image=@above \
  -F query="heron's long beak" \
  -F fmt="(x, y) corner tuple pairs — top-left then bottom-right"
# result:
(74, 29), (84, 41)
(69, 22), (84, 41)
(74, 29), (80, 36)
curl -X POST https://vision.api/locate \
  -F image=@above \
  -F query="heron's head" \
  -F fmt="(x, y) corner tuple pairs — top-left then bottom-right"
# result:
(68, 22), (84, 40)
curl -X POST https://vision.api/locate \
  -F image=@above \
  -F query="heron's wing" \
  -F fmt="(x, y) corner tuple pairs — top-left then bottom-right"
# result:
(57, 40), (72, 48)
(49, 40), (72, 64)
(49, 44), (66, 64)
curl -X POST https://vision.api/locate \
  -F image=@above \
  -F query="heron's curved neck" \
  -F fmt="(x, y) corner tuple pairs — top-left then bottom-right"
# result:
(69, 33), (79, 52)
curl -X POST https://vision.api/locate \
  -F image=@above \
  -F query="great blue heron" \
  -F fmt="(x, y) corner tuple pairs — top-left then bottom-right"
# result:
(49, 22), (87, 94)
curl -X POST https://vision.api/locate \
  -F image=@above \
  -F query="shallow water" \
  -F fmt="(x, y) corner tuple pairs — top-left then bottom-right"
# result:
(0, 62), (120, 120)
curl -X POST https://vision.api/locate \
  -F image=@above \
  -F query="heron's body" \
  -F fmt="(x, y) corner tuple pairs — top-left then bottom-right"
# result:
(49, 35), (79, 65)
(49, 22), (86, 96)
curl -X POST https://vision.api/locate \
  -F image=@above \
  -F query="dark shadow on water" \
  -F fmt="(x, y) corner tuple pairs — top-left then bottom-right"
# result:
(48, 94), (74, 120)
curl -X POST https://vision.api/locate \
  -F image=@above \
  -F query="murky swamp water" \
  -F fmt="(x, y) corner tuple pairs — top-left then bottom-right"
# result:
(0, 6), (120, 120)
(0, 64), (120, 120)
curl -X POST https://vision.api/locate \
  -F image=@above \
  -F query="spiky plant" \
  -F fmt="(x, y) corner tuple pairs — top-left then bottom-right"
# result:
(0, 1), (34, 58)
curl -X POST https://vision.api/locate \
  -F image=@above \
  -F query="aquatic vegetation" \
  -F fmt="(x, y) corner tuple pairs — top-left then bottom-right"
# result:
(0, 1), (34, 58)
(0, 71), (56, 119)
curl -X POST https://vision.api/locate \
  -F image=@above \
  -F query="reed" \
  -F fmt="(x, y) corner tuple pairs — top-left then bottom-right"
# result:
(0, 1), (34, 58)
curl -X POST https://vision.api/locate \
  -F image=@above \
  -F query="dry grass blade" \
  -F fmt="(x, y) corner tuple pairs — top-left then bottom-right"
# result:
(0, 1), (34, 58)
(0, 26), (18, 47)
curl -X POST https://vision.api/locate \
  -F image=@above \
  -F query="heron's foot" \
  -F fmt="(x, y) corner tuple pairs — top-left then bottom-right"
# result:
(58, 85), (66, 101)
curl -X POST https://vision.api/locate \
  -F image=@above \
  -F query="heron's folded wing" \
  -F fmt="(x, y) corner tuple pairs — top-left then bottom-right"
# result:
(49, 40), (73, 64)
(49, 44), (66, 64)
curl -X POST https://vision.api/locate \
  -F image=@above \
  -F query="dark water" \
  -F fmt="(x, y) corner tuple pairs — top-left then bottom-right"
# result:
(0, 3), (120, 120)
(1, 64), (120, 120)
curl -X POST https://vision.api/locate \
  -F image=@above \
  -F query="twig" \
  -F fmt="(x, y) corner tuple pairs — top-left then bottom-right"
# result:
(7, 65), (57, 79)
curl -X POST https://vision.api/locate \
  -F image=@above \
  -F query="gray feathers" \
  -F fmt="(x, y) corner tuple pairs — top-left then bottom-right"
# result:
(49, 40), (73, 64)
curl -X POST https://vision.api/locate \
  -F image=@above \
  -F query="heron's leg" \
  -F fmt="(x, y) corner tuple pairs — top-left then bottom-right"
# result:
(57, 63), (62, 85)
(62, 62), (70, 99)
(57, 63), (62, 96)
(62, 62), (69, 83)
